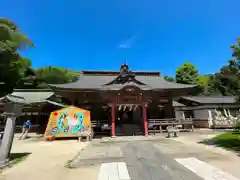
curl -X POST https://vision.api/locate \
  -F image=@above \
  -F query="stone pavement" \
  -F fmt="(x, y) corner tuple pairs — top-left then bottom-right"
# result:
(70, 135), (240, 180)
(172, 132), (240, 179)
(1, 131), (240, 180)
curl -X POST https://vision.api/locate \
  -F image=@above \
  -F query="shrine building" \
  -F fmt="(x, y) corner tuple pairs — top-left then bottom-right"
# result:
(49, 63), (197, 136)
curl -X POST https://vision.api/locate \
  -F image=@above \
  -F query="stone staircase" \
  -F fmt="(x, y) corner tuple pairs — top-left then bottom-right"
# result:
(116, 124), (143, 136)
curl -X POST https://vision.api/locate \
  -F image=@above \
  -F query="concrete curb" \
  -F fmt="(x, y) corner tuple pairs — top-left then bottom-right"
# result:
(65, 142), (90, 168)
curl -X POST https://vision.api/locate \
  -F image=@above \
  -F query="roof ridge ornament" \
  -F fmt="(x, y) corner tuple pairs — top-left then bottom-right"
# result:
(103, 62), (146, 86)
(117, 62), (135, 82)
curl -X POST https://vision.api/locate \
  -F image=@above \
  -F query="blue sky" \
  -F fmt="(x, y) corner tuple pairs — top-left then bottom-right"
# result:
(1, 0), (240, 76)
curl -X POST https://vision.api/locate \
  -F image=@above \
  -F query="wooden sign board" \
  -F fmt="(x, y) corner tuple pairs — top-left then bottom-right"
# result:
(44, 106), (91, 140)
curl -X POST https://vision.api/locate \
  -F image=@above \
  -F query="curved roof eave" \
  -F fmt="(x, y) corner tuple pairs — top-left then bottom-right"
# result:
(135, 76), (199, 89)
(153, 84), (199, 91)
(49, 84), (198, 91)
(99, 87), (152, 91)
(48, 75), (199, 90)
(4, 91), (55, 104)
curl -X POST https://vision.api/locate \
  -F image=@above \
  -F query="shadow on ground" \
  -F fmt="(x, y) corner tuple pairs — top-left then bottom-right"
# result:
(10, 153), (31, 161)
(3, 152), (32, 168)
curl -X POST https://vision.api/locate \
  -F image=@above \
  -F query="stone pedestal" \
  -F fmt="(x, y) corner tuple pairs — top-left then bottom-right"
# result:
(0, 102), (22, 167)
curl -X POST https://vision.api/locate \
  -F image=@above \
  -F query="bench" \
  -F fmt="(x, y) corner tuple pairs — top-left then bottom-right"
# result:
(166, 125), (179, 138)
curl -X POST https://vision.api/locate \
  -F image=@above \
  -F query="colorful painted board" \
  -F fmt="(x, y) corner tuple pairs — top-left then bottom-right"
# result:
(44, 106), (91, 139)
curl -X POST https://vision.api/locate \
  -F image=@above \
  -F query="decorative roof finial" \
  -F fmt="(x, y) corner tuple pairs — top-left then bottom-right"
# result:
(120, 60), (129, 71)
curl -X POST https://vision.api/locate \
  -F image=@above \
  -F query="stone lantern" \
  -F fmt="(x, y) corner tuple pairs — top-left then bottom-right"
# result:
(0, 95), (25, 167)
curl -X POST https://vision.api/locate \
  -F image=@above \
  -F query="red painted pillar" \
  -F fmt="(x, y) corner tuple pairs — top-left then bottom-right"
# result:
(142, 103), (148, 136)
(111, 103), (116, 137)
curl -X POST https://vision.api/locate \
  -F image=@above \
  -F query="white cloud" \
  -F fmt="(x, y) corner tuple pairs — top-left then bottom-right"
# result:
(118, 36), (136, 49)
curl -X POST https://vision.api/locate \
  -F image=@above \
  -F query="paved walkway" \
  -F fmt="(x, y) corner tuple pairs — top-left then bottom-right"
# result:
(1, 135), (89, 180)
(70, 134), (240, 180)
(2, 131), (240, 180)
(172, 132), (240, 178)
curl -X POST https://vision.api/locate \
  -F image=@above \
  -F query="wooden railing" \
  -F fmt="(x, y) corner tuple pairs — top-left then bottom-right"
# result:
(91, 120), (109, 127)
(0, 124), (40, 133)
(148, 118), (194, 134)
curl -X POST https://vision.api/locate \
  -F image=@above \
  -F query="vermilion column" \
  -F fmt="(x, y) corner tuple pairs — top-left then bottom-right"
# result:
(111, 103), (116, 137)
(142, 103), (148, 136)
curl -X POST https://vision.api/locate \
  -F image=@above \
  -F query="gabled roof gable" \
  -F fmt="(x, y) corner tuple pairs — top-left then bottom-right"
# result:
(104, 64), (146, 86)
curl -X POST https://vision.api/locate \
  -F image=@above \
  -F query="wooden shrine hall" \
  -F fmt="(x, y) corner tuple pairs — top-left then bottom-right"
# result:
(49, 63), (197, 137)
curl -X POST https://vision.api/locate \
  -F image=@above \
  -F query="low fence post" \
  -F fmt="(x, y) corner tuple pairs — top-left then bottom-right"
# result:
(153, 119), (156, 135)
(190, 116), (194, 131)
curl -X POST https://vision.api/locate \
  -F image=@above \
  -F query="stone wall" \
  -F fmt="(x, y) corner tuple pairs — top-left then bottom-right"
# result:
(192, 119), (210, 128)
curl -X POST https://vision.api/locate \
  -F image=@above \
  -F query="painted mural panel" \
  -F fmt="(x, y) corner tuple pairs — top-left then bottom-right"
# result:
(44, 106), (91, 139)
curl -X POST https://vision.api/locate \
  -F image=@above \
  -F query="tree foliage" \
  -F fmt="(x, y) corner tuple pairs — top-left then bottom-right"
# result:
(176, 62), (199, 84)
(35, 66), (80, 84)
(172, 40), (240, 98)
(210, 61), (239, 96)
(197, 75), (211, 95)
(202, 39), (240, 98)
(0, 18), (80, 93)
(164, 76), (174, 82)
(0, 18), (35, 93)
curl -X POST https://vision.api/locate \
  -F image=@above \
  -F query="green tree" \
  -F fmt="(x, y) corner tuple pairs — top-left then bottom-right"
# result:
(35, 66), (80, 84)
(206, 39), (240, 99)
(164, 75), (175, 82)
(176, 62), (199, 84)
(231, 39), (240, 100)
(0, 18), (34, 93)
(198, 75), (211, 95)
(206, 74), (220, 95)
(231, 38), (240, 61)
(213, 61), (240, 96)
(204, 39), (240, 98)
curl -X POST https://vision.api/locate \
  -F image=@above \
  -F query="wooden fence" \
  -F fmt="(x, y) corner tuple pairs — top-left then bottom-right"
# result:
(148, 118), (194, 135)
(91, 119), (111, 136)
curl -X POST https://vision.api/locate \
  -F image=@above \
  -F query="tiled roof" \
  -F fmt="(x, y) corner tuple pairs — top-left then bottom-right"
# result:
(0, 89), (54, 104)
(49, 74), (197, 90)
(180, 96), (238, 104)
(172, 101), (185, 107)
(49, 64), (197, 91)
(100, 82), (152, 91)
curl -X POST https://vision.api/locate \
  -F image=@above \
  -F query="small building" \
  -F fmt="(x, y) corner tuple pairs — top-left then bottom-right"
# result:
(0, 89), (66, 133)
(49, 63), (197, 136)
(174, 96), (240, 128)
